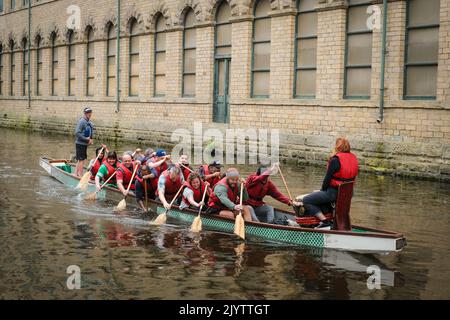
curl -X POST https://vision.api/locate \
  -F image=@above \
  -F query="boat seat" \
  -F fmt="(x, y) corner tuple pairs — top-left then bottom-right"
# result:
(295, 181), (354, 229)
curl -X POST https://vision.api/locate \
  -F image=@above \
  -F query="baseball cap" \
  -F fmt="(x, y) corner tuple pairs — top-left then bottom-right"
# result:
(83, 107), (92, 114)
(209, 160), (223, 168)
(156, 149), (167, 157)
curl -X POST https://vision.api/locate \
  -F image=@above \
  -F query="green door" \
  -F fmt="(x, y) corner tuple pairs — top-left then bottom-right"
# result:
(213, 58), (230, 123)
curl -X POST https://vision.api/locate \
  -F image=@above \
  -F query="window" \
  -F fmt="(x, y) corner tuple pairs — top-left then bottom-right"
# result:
(0, 45), (3, 95)
(182, 9), (196, 97)
(154, 15), (165, 97)
(10, 0), (14, 11)
(86, 28), (95, 96)
(344, 0), (373, 99)
(251, 0), (271, 98)
(36, 36), (42, 96)
(10, 41), (15, 96)
(0, 0), (4, 13)
(51, 33), (58, 96)
(22, 38), (28, 96)
(22, 0), (27, 6)
(68, 32), (75, 96)
(106, 23), (116, 97)
(128, 19), (139, 96)
(404, 0), (440, 99)
(294, 0), (317, 98)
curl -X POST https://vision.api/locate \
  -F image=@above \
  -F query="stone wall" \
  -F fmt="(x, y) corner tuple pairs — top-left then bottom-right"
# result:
(0, 0), (449, 180)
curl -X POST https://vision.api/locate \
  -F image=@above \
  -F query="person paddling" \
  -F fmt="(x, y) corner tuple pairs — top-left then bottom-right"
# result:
(180, 173), (209, 210)
(74, 107), (94, 177)
(116, 154), (138, 197)
(298, 137), (359, 229)
(207, 168), (252, 222)
(245, 162), (302, 223)
(135, 164), (157, 211)
(199, 160), (223, 188)
(157, 165), (185, 209)
(178, 154), (193, 180)
(95, 151), (118, 190)
(89, 145), (108, 180)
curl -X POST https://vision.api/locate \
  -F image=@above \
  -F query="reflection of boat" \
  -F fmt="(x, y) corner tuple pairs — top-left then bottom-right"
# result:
(40, 157), (406, 253)
(318, 249), (397, 286)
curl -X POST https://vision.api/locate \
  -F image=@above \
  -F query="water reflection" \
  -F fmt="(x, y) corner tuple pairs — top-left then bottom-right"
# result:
(0, 128), (449, 299)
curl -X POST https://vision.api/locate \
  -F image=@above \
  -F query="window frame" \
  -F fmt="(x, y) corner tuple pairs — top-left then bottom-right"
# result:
(294, 0), (318, 99)
(153, 15), (166, 97)
(128, 19), (139, 97)
(68, 32), (76, 96)
(343, 0), (373, 100)
(51, 34), (58, 96)
(22, 38), (28, 96)
(182, 9), (196, 98)
(36, 37), (42, 96)
(86, 28), (95, 96)
(106, 23), (116, 97)
(10, 42), (15, 96)
(250, 0), (271, 99)
(0, 45), (3, 95)
(403, 0), (440, 100)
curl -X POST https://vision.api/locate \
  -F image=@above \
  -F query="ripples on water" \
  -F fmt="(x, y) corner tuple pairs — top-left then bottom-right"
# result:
(0, 128), (449, 299)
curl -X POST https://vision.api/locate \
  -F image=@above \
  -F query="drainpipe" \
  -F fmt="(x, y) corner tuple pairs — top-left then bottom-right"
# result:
(377, 0), (388, 123)
(28, 0), (31, 109)
(115, 0), (121, 113)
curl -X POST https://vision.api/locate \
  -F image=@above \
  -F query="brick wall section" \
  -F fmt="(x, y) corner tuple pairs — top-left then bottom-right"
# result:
(0, 0), (449, 180)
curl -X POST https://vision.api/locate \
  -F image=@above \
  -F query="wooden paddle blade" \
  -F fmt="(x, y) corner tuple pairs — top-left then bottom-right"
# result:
(77, 172), (90, 191)
(234, 213), (245, 240)
(116, 198), (127, 211)
(153, 213), (167, 225)
(190, 215), (202, 233)
(84, 192), (97, 201)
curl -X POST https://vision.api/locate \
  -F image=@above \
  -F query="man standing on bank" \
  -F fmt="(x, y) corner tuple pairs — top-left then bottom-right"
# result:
(75, 107), (94, 177)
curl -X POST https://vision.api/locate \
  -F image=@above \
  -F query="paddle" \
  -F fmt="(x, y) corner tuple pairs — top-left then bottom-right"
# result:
(278, 165), (301, 216)
(115, 164), (139, 211)
(144, 177), (148, 212)
(179, 163), (194, 173)
(77, 146), (104, 191)
(190, 184), (209, 233)
(85, 171), (117, 200)
(233, 180), (245, 240)
(152, 184), (184, 225)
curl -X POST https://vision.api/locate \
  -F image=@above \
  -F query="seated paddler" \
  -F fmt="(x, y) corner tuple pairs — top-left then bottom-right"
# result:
(95, 151), (118, 190)
(245, 162), (302, 223)
(180, 172), (209, 211)
(116, 153), (138, 197)
(297, 137), (358, 229)
(207, 168), (252, 222)
(157, 165), (185, 210)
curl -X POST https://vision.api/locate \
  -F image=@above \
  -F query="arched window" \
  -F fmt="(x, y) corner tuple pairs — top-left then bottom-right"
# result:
(10, 40), (15, 96)
(251, 0), (271, 98)
(68, 31), (75, 96)
(129, 18), (139, 96)
(51, 33), (58, 96)
(36, 36), (42, 96)
(344, 0), (373, 99)
(22, 38), (28, 96)
(294, 0), (317, 98)
(106, 23), (116, 97)
(215, 1), (231, 56)
(86, 27), (95, 96)
(0, 44), (3, 95)
(182, 9), (196, 97)
(154, 14), (165, 97)
(404, 0), (440, 99)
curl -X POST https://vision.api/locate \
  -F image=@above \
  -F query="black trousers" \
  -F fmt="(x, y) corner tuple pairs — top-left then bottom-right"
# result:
(135, 180), (156, 202)
(302, 188), (337, 217)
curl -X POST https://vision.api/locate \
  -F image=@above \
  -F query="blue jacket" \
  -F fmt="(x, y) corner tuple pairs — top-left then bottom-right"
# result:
(75, 117), (93, 145)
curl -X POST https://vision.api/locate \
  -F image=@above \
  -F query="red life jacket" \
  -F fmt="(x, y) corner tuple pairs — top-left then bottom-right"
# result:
(182, 180), (206, 207)
(102, 161), (117, 184)
(181, 166), (192, 181)
(208, 177), (239, 210)
(330, 152), (359, 188)
(117, 162), (136, 190)
(90, 158), (105, 180)
(158, 170), (183, 202)
(154, 160), (168, 176)
(202, 165), (221, 188)
(245, 174), (270, 207)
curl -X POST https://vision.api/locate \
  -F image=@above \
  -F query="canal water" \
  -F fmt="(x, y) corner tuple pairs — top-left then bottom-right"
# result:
(0, 127), (449, 299)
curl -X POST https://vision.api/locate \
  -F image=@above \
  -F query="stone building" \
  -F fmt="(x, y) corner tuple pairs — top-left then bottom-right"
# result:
(0, 0), (448, 179)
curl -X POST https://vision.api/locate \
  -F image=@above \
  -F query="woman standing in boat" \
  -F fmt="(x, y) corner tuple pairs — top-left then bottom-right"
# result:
(299, 137), (358, 228)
